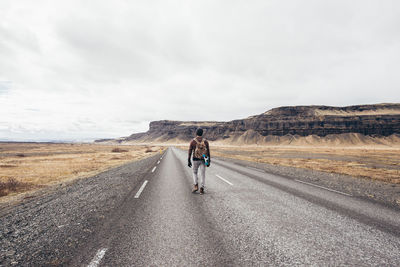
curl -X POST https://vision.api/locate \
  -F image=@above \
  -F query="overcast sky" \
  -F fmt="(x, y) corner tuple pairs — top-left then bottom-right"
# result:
(1, 0), (399, 141)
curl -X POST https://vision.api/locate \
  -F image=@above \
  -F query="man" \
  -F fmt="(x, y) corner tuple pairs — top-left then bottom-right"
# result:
(188, 128), (210, 194)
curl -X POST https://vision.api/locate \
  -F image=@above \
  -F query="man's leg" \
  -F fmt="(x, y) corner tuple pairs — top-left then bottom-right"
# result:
(200, 161), (206, 189)
(192, 160), (200, 186)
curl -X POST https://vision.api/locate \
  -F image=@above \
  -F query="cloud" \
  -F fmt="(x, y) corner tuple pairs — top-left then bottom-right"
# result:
(0, 0), (400, 141)
(0, 81), (12, 95)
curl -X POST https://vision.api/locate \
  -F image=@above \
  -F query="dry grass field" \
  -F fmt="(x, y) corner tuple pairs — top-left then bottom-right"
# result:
(210, 146), (400, 184)
(0, 143), (162, 200)
(3, 142), (399, 202)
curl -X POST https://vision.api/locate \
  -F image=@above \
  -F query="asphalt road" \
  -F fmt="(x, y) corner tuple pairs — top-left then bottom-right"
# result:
(1, 147), (400, 266)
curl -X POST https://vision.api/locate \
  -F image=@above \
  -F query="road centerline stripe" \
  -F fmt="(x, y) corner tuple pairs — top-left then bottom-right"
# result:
(87, 248), (108, 267)
(216, 174), (233, 186)
(295, 179), (352, 196)
(157, 160), (160, 164)
(134, 180), (149, 198)
(152, 166), (157, 172)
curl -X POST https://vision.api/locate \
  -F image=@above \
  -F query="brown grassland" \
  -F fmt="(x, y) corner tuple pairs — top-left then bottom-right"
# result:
(0, 143), (161, 201)
(2, 142), (400, 203)
(210, 146), (400, 184)
(178, 143), (400, 184)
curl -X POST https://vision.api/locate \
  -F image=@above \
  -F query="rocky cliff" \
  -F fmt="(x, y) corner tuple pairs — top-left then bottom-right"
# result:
(99, 103), (400, 144)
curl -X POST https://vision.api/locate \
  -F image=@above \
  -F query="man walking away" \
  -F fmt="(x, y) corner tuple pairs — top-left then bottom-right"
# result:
(188, 128), (210, 194)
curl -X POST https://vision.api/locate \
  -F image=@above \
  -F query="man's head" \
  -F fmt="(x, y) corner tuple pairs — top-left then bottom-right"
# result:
(196, 128), (203, 137)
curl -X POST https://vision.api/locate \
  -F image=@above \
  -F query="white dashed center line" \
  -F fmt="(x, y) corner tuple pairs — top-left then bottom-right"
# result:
(134, 180), (149, 199)
(295, 179), (352, 196)
(87, 248), (108, 267)
(157, 160), (160, 164)
(215, 174), (233, 186)
(152, 166), (157, 172)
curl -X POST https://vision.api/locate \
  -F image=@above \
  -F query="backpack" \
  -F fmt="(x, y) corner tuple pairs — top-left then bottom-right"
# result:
(194, 138), (207, 159)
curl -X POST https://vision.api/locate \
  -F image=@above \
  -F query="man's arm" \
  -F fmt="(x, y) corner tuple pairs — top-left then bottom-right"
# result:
(188, 141), (193, 167)
(188, 141), (193, 160)
(206, 141), (211, 160)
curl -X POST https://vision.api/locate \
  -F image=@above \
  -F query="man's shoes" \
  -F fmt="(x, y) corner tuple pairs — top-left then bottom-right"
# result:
(192, 184), (198, 193)
(199, 187), (204, 195)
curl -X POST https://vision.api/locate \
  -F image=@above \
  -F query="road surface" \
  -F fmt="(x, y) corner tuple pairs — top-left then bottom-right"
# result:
(1, 147), (400, 266)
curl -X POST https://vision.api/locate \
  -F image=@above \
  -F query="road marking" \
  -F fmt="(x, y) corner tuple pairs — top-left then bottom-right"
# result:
(157, 160), (160, 164)
(247, 166), (265, 172)
(87, 248), (108, 267)
(215, 174), (233, 186)
(134, 180), (149, 198)
(152, 166), (157, 172)
(295, 179), (352, 197)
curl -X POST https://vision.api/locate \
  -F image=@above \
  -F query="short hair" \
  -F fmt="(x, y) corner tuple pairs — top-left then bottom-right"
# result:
(196, 128), (203, 136)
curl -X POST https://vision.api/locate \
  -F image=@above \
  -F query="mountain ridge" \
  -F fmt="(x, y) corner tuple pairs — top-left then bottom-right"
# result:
(96, 103), (400, 145)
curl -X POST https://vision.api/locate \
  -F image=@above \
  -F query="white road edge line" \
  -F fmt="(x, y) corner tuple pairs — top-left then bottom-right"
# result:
(215, 174), (233, 186)
(295, 179), (352, 197)
(87, 248), (108, 267)
(152, 166), (157, 172)
(134, 180), (149, 199)
(247, 166), (265, 172)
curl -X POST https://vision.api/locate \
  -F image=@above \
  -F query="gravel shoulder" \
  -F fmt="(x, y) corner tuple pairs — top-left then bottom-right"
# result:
(215, 155), (400, 210)
(0, 153), (160, 266)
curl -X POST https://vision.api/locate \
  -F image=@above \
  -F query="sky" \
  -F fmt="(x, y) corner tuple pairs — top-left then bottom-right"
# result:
(1, 0), (399, 141)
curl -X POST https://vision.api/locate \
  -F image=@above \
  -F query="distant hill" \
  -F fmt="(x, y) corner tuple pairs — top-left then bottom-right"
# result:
(96, 103), (400, 146)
